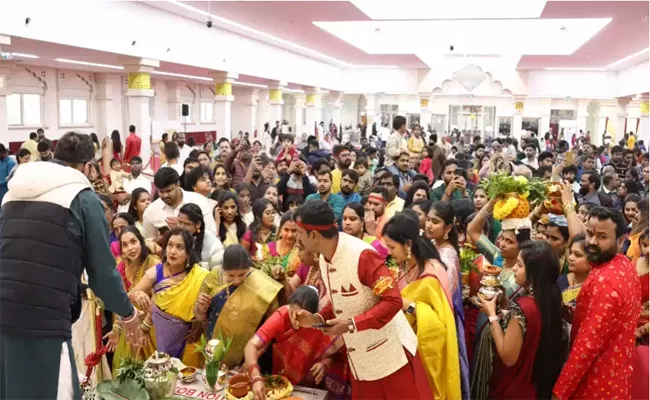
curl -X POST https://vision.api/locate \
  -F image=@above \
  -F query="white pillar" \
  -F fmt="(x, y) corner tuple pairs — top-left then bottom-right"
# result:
(327, 92), (343, 128)
(166, 81), (183, 125)
(293, 94), (305, 136)
(268, 85), (284, 130)
(639, 94), (649, 142)
(210, 72), (238, 140)
(122, 57), (159, 172)
(240, 88), (258, 137)
(577, 99), (590, 134)
(257, 90), (269, 135)
(364, 94), (378, 128)
(614, 98), (631, 143)
(304, 88), (322, 136)
(418, 93), (432, 128)
(512, 96), (526, 140)
(0, 61), (13, 146)
(95, 74), (119, 141)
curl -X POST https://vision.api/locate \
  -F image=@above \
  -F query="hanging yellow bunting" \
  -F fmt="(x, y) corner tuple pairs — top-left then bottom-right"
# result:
(215, 83), (232, 96)
(127, 72), (151, 90)
(305, 93), (316, 106)
(641, 101), (649, 115)
(420, 98), (429, 109)
(269, 89), (283, 101)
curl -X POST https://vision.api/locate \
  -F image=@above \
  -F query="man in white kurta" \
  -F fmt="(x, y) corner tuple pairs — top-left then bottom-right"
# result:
(292, 200), (433, 399)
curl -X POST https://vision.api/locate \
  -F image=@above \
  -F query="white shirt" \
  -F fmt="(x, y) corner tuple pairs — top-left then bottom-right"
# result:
(117, 174), (153, 213)
(522, 157), (539, 169)
(142, 190), (217, 239)
(200, 230), (224, 271)
(159, 163), (184, 177)
(178, 144), (193, 166)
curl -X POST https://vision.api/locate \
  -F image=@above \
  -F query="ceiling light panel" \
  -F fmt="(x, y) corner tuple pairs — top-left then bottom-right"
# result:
(352, 0), (547, 20)
(55, 59), (124, 70)
(314, 18), (611, 56)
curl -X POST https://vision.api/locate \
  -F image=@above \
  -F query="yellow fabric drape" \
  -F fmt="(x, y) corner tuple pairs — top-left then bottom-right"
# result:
(401, 276), (461, 400)
(154, 265), (209, 322)
(203, 269), (282, 367)
(112, 255), (160, 372)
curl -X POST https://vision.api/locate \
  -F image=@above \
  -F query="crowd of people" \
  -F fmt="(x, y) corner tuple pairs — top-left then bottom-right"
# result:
(0, 114), (648, 400)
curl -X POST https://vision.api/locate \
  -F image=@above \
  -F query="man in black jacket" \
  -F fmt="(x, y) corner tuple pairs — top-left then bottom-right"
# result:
(0, 132), (143, 399)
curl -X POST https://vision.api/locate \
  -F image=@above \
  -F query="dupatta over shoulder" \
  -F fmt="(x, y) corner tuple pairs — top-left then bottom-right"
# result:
(399, 259), (461, 400)
(151, 264), (209, 361)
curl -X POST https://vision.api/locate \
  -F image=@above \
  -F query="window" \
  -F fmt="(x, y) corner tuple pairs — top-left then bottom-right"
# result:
(179, 103), (192, 123)
(59, 99), (88, 125)
(7, 93), (42, 125)
(200, 102), (213, 123)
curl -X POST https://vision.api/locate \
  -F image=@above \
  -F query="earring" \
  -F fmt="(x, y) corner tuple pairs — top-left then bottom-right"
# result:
(186, 258), (190, 269)
(444, 232), (449, 240)
(406, 247), (411, 260)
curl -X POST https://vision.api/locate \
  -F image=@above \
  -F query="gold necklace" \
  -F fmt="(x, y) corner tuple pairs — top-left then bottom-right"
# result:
(399, 263), (418, 283)
(125, 260), (141, 287)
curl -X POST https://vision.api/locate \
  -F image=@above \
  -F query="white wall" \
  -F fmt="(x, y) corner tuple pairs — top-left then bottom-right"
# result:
(6, 66), (100, 143)
(616, 61), (650, 98)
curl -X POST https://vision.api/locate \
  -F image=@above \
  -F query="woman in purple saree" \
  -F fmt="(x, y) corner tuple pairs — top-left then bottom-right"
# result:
(128, 228), (208, 367)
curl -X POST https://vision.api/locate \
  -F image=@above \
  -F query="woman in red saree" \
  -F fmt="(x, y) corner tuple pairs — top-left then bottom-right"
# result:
(474, 241), (565, 399)
(243, 286), (342, 400)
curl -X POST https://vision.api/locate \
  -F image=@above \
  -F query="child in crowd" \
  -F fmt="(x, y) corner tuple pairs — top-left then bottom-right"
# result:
(108, 158), (131, 204)
(236, 182), (254, 226)
(89, 162), (110, 197)
(275, 134), (299, 164)
(286, 195), (305, 212)
(418, 146), (434, 185)
(354, 155), (373, 196)
(108, 158), (129, 193)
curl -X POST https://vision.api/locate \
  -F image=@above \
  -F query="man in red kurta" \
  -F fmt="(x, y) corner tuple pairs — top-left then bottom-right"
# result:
(553, 207), (641, 400)
(292, 200), (432, 399)
(123, 124), (142, 171)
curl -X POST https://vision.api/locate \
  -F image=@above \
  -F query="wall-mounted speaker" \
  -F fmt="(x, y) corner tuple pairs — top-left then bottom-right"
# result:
(181, 104), (189, 117)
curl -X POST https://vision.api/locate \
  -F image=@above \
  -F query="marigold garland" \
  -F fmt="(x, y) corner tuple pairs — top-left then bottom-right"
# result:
(493, 197), (519, 220)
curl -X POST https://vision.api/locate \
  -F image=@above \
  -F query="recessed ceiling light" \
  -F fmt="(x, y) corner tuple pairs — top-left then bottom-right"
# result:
(233, 81), (268, 88)
(151, 70), (212, 81)
(166, 0), (350, 67)
(545, 67), (606, 71)
(54, 59), (124, 69)
(607, 47), (650, 69)
(10, 52), (39, 59)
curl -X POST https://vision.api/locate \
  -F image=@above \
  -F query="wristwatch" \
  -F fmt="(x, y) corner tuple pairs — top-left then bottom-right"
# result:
(347, 318), (356, 334)
(406, 302), (416, 315)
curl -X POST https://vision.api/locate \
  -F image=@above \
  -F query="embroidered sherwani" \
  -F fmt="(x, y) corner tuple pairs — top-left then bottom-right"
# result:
(553, 254), (641, 399)
(317, 233), (432, 399)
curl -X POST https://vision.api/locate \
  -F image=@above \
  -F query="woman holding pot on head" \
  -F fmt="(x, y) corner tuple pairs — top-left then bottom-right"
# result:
(128, 228), (209, 367)
(382, 211), (462, 399)
(105, 226), (160, 372)
(474, 241), (565, 399)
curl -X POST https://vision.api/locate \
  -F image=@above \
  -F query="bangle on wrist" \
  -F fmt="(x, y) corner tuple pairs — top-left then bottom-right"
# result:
(121, 310), (137, 324)
(251, 376), (265, 385)
(488, 315), (499, 323)
(248, 364), (261, 376)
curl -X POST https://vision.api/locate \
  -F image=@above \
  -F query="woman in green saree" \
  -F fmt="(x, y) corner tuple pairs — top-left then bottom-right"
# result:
(194, 244), (283, 368)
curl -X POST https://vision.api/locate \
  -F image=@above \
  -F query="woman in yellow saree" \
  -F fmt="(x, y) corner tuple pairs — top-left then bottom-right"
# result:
(104, 226), (160, 371)
(194, 244), (282, 368)
(382, 212), (461, 400)
(129, 228), (209, 367)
